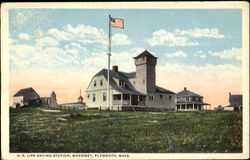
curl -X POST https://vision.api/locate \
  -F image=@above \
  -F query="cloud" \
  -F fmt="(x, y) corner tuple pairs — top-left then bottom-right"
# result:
(48, 28), (72, 41)
(82, 47), (145, 74)
(194, 50), (207, 59)
(166, 50), (188, 58)
(9, 43), (83, 69)
(48, 24), (131, 46)
(66, 24), (107, 45)
(18, 33), (30, 40)
(146, 29), (199, 47)
(146, 28), (225, 47)
(36, 37), (59, 47)
(209, 47), (242, 61)
(157, 62), (242, 107)
(112, 33), (132, 45)
(175, 28), (225, 38)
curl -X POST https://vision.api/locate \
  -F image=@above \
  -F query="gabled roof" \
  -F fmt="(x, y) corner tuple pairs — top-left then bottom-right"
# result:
(155, 86), (175, 94)
(13, 87), (40, 97)
(133, 50), (157, 59)
(91, 69), (144, 95)
(120, 72), (136, 79)
(176, 87), (203, 98)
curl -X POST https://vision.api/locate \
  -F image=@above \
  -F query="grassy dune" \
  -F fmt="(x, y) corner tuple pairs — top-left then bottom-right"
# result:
(10, 107), (242, 153)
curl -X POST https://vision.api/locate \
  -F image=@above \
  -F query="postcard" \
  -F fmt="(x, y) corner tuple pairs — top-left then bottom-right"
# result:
(1, 2), (249, 160)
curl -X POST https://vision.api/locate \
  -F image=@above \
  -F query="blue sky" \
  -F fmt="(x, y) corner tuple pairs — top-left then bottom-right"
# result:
(9, 9), (242, 68)
(9, 8), (243, 106)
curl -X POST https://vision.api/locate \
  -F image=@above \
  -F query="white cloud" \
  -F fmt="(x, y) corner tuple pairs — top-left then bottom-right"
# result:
(146, 28), (225, 47)
(66, 24), (107, 45)
(36, 37), (59, 47)
(194, 50), (207, 59)
(175, 28), (225, 39)
(166, 50), (188, 58)
(32, 29), (44, 38)
(48, 28), (72, 41)
(157, 62), (242, 107)
(81, 48), (145, 75)
(209, 47), (242, 61)
(146, 29), (199, 47)
(9, 42), (84, 69)
(18, 33), (30, 40)
(112, 33), (132, 45)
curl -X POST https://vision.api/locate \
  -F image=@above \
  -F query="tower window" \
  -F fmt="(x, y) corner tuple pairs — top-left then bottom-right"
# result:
(100, 79), (103, 86)
(169, 96), (172, 100)
(160, 95), (163, 100)
(149, 95), (154, 101)
(93, 93), (96, 102)
(94, 80), (97, 87)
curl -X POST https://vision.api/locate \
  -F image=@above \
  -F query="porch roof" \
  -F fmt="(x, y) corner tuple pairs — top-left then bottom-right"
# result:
(177, 102), (210, 105)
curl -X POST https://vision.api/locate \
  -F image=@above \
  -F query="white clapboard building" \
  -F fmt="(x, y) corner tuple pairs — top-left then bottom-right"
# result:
(85, 50), (176, 111)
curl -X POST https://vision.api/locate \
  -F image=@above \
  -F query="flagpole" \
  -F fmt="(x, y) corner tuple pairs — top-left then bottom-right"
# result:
(107, 15), (111, 110)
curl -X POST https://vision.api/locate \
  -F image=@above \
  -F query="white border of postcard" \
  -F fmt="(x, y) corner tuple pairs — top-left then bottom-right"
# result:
(1, 1), (249, 160)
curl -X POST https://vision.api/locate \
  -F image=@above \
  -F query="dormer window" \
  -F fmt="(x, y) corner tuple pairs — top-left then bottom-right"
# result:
(100, 79), (103, 86)
(119, 80), (125, 87)
(94, 80), (97, 87)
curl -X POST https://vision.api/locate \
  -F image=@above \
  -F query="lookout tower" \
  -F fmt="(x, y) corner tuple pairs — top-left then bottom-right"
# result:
(133, 50), (157, 94)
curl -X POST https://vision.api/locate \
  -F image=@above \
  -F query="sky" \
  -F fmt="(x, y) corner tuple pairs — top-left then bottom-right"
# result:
(8, 9), (242, 108)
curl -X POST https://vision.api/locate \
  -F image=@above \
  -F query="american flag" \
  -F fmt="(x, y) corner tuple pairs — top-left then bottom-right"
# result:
(110, 17), (124, 29)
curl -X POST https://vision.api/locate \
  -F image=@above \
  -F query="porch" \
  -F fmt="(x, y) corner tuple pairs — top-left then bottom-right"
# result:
(176, 103), (211, 111)
(112, 93), (146, 106)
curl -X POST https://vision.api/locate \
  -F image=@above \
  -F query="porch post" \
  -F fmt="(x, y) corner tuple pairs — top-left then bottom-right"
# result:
(193, 103), (194, 110)
(185, 104), (187, 111)
(121, 93), (123, 106)
(138, 95), (140, 106)
(130, 94), (132, 105)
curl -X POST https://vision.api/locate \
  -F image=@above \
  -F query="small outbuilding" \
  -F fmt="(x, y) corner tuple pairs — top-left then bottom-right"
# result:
(224, 92), (242, 111)
(13, 87), (40, 108)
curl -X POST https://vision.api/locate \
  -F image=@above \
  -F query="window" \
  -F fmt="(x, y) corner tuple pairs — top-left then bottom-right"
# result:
(186, 97), (189, 101)
(103, 92), (106, 101)
(143, 80), (145, 84)
(169, 96), (172, 100)
(100, 79), (103, 86)
(94, 80), (97, 87)
(119, 80), (125, 87)
(160, 94), (163, 100)
(87, 94), (90, 99)
(134, 81), (136, 85)
(93, 93), (96, 102)
(149, 95), (154, 101)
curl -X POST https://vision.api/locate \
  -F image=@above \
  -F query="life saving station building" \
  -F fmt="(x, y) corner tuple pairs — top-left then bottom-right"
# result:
(85, 50), (176, 111)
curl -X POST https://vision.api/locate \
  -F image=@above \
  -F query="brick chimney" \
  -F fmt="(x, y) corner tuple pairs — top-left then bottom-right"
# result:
(112, 65), (118, 72)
